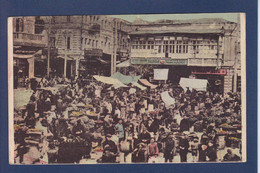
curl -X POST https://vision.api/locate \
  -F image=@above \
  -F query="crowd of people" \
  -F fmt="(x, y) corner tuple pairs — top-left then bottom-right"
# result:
(13, 74), (242, 164)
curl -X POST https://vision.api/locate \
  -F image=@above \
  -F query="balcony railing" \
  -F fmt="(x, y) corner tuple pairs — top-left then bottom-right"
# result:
(14, 32), (44, 41)
(13, 32), (47, 47)
(188, 58), (221, 67)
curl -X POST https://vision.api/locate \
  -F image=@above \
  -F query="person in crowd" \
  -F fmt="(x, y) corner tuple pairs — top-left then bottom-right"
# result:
(164, 135), (175, 163)
(223, 149), (241, 161)
(179, 133), (189, 162)
(139, 128), (151, 144)
(189, 135), (199, 162)
(147, 138), (159, 163)
(132, 142), (147, 163)
(24, 100), (36, 128)
(180, 115), (190, 132)
(206, 140), (217, 162)
(72, 119), (85, 137)
(101, 134), (118, 163)
(115, 119), (125, 143)
(13, 74), (242, 164)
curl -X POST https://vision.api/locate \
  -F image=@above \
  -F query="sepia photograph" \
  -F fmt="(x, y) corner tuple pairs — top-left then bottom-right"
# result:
(8, 13), (246, 164)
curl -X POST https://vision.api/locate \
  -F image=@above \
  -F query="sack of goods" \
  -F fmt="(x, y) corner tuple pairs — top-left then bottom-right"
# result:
(120, 140), (130, 152)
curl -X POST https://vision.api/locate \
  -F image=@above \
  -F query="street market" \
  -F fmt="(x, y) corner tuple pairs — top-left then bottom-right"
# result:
(13, 73), (242, 164)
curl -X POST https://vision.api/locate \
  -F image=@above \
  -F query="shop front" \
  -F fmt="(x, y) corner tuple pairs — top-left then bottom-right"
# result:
(191, 67), (227, 94)
(81, 49), (111, 77)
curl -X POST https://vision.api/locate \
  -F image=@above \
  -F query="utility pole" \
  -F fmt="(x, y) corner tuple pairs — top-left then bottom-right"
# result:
(47, 16), (52, 77)
(111, 20), (117, 75)
(233, 41), (238, 92)
(216, 35), (220, 69)
(63, 31), (68, 78)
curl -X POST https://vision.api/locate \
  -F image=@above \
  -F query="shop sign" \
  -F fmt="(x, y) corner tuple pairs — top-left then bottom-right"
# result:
(84, 49), (103, 57)
(131, 58), (187, 65)
(192, 69), (227, 75)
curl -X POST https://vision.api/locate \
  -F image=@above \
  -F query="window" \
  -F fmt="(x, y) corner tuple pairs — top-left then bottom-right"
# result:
(147, 41), (154, 49)
(50, 37), (56, 47)
(16, 19), (19, 32)
(67, 16), (71, 22)
(177, 41), (182, 53)
(67, 37), (71, 49)
(169, 40), (175, 53)
(158, 45), (161, 53)
(16, 18), (24, 32)
(183, 41), (188, 53)
(192, 41), (199, 53)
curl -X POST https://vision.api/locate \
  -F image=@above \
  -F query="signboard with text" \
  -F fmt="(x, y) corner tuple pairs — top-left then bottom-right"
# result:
(130, 58), (187, 65)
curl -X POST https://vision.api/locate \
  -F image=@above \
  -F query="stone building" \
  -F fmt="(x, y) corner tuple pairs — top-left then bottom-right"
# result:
(129, 17), (241, 94)
(13, 15), (241, 94)
(12, 16), (47, 88)
(41, 15), (132, 78)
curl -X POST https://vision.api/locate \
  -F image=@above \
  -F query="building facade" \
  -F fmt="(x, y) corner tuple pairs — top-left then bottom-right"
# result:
(42, 15), (132, 78)
(13, 15), (240, 94)
(129, 18), (240, 94)
(12, 16), (47, 88)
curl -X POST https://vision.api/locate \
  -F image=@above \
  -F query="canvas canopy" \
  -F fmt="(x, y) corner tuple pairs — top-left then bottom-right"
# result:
(179, 78), (208, 91)
(139, 79), (157, 89)
(93, 75), (127, 89)
(132, 82), (147, 90)
(116, 59), (131, 67)
(161, 91), (176, 107)
(111, 72), (141, 84)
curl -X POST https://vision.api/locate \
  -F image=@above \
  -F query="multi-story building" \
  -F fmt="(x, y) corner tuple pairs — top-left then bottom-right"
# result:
(129, 18), (240, 94)
(12, 16), (47, 88)
(15, 15), (240, 94)
(42, 15), (132, 78)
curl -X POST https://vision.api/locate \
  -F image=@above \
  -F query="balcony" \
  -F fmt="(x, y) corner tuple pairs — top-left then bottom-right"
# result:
(13, 32), (47, 47)
(188, 58), (221, 67)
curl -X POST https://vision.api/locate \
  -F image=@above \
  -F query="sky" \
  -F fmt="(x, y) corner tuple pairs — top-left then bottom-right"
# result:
(109, 13), (239, 23)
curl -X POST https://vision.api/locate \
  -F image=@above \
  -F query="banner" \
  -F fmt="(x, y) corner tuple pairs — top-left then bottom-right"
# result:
(179, 78), (208, 91)
(154, 69), (169, 80)
(161, 91), (175, 107)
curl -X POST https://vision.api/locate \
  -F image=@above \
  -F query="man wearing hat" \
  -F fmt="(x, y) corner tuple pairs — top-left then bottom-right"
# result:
(101, 134), (118, 163)
(164, 135), (175, 163)
(223, 149), (240, 161)
(179, 133), (189, 162)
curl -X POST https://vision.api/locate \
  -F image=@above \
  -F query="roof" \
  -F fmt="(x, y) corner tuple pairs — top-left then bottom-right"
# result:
(130, 29), (223, 35)
(132, 18), (236, 25)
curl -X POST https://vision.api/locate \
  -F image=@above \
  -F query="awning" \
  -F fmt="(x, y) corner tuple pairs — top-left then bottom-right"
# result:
(57, 56), (73, 60)
(179, 78), (208, 91)
(111, 72), (141, 84)
(161, 91), (175, 107)
(14, 49), (43, 59)
(139, 79), (157, 89)
(97, 57), (109, 64)
(132, 82), (147, 90)
(13, 54), (34, 59)
(93, 75), (127, 89)
(116, 59), (131, 67)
